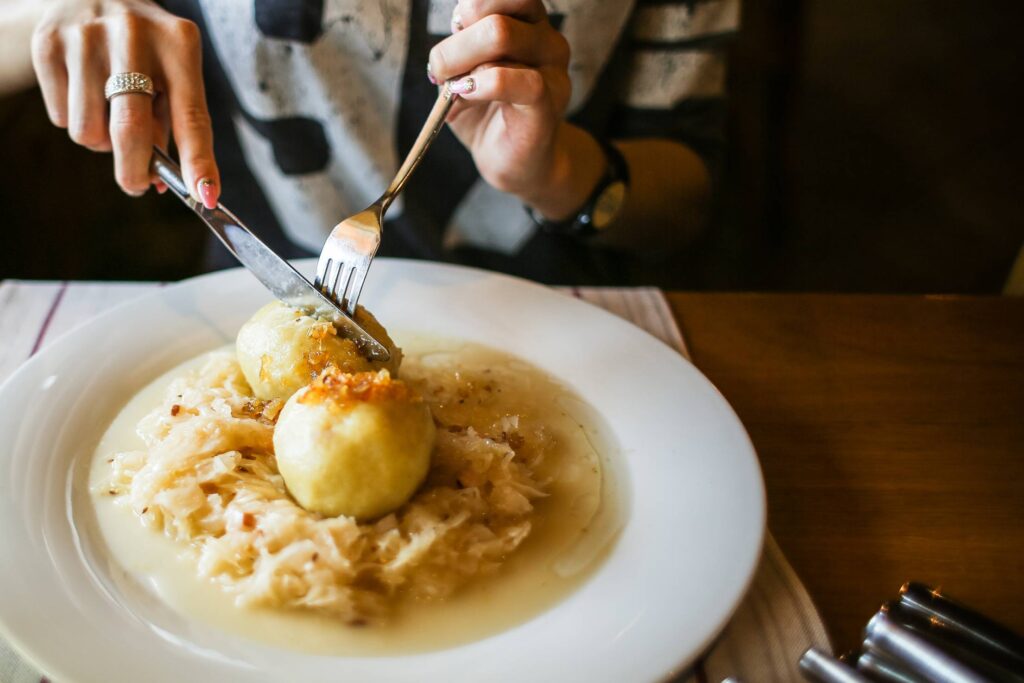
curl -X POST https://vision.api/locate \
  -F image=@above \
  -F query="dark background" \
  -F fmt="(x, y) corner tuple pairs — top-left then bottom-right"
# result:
(2, 1), (1022, 291)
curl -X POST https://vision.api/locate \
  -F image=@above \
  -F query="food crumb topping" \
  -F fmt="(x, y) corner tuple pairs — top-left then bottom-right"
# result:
(298, 367), (412, 406)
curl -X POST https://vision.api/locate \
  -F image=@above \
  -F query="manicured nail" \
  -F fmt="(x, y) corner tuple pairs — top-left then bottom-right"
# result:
(154, 180), (168, 194)
(197, 178), (217, 209)
(449, 76), (475, 95)
(451, 12), (464, 32)
(426, 63), (438, 85)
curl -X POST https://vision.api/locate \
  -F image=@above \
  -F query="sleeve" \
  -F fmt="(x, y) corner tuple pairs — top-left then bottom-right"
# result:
(605, 0), (740, 183)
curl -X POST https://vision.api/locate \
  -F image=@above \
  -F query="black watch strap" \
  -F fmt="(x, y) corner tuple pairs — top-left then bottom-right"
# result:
(526, 138), (630, 238)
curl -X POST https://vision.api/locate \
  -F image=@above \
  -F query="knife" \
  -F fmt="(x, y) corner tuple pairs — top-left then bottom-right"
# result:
(899, 582), (1024, 672)
(875, 601), (1024, 682)
(799, 648), (873, 683)
(864, 608), (990, 683)
(150, 147), (390, 361)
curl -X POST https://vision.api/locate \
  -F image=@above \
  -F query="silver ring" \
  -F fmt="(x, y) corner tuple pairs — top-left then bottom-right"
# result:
(104, 72), (155, 101)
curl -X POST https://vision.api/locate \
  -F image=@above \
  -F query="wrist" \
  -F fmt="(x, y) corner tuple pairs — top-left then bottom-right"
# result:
(517, 123), (606, 221)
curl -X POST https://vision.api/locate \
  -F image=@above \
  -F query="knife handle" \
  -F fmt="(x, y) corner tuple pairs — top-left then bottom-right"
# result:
(150, 146), (192, 201)
(799, 648), (872, 683)
(853, 651), (929, 683)
(875, 602), (1024, 682)
(865, 609), (990, 683)
(899, 582), (1024, 670)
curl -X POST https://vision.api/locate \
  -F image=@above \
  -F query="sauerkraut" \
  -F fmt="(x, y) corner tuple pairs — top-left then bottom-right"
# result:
(103, 351), (548, 624)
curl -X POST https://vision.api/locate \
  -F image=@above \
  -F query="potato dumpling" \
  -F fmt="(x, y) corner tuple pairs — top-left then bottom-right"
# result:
(236, 301), (401, 401)
(273, 368), (435, 520)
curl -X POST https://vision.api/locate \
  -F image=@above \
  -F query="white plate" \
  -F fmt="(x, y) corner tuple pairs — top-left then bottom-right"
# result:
(0, 259), (764, 683)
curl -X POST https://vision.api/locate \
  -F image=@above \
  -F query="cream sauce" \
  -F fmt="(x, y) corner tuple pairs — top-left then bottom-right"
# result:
(88, 337), (622, 655)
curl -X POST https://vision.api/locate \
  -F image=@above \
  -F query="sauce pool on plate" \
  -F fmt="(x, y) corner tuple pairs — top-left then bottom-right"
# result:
(88, 336), (623, 655)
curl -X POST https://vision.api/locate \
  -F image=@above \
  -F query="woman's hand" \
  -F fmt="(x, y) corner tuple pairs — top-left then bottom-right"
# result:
(31, 0), (219, 206)
(428, 0), (605, 220)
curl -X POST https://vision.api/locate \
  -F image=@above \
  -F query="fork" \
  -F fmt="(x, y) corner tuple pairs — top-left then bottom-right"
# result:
(314, 83), (456, 315)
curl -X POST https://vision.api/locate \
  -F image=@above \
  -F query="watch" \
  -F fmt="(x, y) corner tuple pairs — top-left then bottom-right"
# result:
(525, 138), (630, 238)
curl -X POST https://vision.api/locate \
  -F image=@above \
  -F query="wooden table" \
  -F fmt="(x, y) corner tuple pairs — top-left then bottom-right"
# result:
(666, 293), (1024, 649)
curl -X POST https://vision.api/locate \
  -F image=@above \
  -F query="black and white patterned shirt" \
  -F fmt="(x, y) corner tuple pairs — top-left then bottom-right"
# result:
(161, 0), (739, 285)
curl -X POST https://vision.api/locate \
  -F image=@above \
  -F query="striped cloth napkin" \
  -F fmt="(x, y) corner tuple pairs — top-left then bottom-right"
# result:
(0, 281), (831, 683)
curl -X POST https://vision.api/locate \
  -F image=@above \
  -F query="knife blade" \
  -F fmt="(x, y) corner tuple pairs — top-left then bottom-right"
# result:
(150, 147), (390, 361)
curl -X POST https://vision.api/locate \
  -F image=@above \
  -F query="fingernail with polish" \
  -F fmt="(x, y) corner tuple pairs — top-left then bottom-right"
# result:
(155, 180), (168, 195)
(427, 63), (438, 85)
(451, 12), (464, 32)
(197, 178), (218, 209)
(449, 76), (475, 95)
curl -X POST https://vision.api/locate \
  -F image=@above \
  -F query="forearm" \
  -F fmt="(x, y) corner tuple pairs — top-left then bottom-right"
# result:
(521, 123), (711, 252)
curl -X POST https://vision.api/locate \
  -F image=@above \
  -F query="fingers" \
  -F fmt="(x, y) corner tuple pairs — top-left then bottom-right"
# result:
(30, 25), (69, 127)
(109, 92), (155, 195)
(108, 92), (155, 195)
(452, 0), (548, 29)
(157, 17), (219, 208)
(31, 7), (216, 203)
(452, 64), (569, 110)
(64, 20), (111, 151)
(429, 14), (568, 82)
(108, 15), (155, 196)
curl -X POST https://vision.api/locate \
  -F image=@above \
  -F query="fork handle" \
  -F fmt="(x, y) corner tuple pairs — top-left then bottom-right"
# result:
(379, 85), (456, 213)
